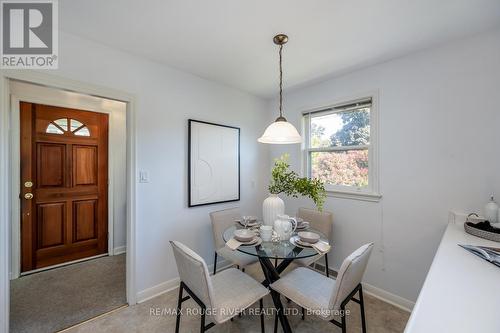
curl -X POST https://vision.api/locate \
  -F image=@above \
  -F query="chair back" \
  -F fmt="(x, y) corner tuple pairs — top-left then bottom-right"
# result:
(297, 207), (333, 242)
(210, 208), (241, 250)
(330, 243), (373, 309)
(170, 241), (215, 308)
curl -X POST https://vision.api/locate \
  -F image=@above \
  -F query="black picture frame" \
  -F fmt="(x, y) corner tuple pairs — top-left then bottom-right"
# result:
(188, 119), (240, 207)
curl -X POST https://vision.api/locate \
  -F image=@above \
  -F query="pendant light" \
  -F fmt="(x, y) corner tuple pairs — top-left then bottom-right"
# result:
(258, 34), (302, 144)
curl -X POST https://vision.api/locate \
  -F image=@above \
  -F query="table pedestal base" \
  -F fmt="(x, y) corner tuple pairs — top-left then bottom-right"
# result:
(256, 246), (304, 333)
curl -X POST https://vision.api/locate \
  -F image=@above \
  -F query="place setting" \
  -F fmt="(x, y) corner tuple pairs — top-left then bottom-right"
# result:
(294, 217), (310, 230)
(226, 228), (262, 250)
(290, 231), (331, 254)
(234, 215), (261, 228)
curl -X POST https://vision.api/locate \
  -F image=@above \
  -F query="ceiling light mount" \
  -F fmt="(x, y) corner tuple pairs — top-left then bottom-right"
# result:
(273, 34), (288, 45)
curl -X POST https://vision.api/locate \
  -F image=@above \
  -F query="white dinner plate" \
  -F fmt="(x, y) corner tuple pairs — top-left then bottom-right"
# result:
(234, 229), (256, 242)
(289, 235), (313, 248)
(239, 237), (262, 247)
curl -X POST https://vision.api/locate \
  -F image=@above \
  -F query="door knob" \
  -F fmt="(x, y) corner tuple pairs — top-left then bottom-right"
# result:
(24, 193), (33, 200)
(24, 181), (33, 188)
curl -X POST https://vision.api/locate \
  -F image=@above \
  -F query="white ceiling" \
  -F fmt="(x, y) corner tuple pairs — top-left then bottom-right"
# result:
(60, 0), (500, 98)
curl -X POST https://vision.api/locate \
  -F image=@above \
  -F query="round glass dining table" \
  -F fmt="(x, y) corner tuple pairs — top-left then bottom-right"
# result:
(222, 223), (330, 333)
(222, 224), (328, 260)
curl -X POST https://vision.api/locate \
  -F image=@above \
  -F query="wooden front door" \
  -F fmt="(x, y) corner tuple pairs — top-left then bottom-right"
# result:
(20, 102), (109, 272)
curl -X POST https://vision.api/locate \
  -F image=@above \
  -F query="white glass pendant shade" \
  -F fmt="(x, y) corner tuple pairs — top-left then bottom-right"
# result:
(258, 119), (302, 144)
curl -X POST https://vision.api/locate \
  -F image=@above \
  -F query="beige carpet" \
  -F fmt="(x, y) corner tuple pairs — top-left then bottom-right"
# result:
(65, 263), (410, 333)
(10, 254), (126, 333)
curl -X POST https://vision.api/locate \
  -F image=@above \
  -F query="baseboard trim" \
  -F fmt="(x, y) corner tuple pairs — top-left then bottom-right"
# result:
(113, 246), (126, 255)
(136, 277), (180, 304)
(136, 259), (232, 304)
(362, 283), (414, 313)
(314, 262), (414, 312)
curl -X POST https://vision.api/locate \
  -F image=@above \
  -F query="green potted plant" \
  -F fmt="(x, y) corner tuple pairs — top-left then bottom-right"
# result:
(263, 154), (326, 226)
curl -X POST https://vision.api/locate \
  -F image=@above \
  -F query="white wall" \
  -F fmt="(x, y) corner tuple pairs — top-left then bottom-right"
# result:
(269, 28), (500, 304)
(48, 32), (270, 295)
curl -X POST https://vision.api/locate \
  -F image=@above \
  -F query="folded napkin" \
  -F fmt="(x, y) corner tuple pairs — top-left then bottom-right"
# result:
(225, 238), (242, 251)
(312, 241), (331, 255)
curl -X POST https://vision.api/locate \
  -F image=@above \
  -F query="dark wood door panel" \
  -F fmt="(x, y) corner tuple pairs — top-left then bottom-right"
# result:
(37, 143), (66, 187)
(36, 202), (65, 249)
(20, 102), (109, 272)
(73, 145), (97, 186)
(73, 200), (98, 242)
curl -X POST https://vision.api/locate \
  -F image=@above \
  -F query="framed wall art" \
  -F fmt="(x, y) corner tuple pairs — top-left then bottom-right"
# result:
(188, 119), (240, 207)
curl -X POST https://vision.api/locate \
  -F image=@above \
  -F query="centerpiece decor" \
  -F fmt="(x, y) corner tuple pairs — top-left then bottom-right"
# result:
(263, 154), (326, 226)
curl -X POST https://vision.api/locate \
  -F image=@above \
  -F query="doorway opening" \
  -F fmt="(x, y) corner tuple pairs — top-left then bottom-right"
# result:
(8, 80), (129, 332)
(20, 102), (110, 272)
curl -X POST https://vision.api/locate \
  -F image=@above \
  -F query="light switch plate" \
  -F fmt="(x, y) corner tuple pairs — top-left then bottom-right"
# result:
(139, 171), (149, 183)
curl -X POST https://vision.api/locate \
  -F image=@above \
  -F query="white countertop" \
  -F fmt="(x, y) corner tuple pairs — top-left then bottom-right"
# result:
(404, 213), (500, 333)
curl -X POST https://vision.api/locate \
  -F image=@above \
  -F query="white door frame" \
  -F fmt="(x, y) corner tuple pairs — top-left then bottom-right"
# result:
(0, 70), (138, 333)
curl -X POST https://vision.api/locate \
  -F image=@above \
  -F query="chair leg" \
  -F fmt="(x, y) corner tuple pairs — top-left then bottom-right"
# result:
(340, 304), (347, 333)
(325, 253), (329, 277)
(200, 311), (206, 333)
(213, 252), (218, 275)
(175, 284), (184, 333)
(260, 299), (265, 333)
(273, 312), (278, 333)
(301, 307), (305, 320)
(242, 267), (245, 273)
(359, 285), (367, 333)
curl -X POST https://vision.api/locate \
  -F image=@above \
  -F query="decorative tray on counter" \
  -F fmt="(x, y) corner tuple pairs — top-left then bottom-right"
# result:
(464, 219), (500, 243)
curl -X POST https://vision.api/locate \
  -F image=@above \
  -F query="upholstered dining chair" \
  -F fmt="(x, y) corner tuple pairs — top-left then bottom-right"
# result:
(271, 243), (374, 333)
(210, 208), (258, 274)
(170, 241), (269, 333)
(294, 207), (333, 276)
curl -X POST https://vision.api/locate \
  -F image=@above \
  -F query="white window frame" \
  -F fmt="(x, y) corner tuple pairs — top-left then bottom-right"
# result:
(302, 93), (381, 202)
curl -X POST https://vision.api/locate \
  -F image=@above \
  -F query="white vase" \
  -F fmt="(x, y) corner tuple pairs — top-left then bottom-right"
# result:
(263, 194), (284, 226)
(484, 196), (499, 224)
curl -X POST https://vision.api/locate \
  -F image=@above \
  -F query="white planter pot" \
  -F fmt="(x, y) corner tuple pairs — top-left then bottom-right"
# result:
(263, 194), (284, 226)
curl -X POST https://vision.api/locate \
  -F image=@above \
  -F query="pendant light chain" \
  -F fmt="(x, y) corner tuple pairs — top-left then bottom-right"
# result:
(257, 33), (301, 144)
(279, 44), (283, 119)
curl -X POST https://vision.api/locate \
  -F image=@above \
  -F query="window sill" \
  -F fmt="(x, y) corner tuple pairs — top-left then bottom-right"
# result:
(326, 189), (382, 202)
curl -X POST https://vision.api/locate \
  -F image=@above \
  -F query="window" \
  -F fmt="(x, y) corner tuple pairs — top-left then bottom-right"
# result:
(303, 97), (380, 200)
(45, 118), (90, 137)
